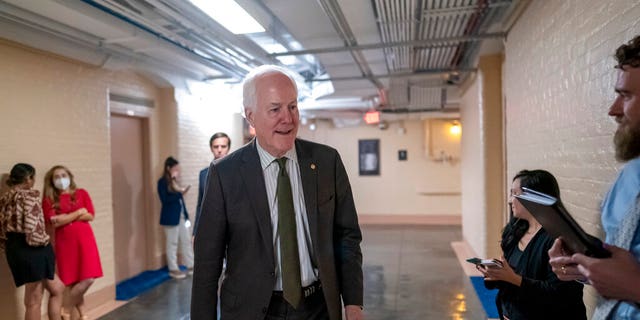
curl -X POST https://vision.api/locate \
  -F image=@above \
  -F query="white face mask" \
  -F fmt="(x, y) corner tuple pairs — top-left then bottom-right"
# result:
(54, 177), (71, 190)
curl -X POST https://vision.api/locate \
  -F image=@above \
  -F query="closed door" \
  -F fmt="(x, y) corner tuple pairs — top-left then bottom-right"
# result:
(110, 114), (148, 282)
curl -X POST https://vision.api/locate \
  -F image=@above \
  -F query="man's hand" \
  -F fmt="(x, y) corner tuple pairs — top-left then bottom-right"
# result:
(548, 238), (585, 281)
(345, 305), (363, 320)
(573, 244), (640, 301)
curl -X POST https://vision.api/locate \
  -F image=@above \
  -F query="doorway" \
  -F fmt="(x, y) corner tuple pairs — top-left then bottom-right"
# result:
(110, 114), (150, 282)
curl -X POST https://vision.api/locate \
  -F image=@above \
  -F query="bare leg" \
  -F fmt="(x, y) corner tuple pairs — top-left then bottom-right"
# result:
(65, 278), (94, 319)
(45, 275), (64, 320)
(23, 281), (44, 320)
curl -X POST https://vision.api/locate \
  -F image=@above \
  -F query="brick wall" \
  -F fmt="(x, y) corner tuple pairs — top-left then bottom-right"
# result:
(460, 75), (486, 256)
(0, 39), (244, 318)
(0, 39), (164, 316)
(460, 54), (505, 259)
(173, 86), (245, 219)
(503, 0), (640, 315)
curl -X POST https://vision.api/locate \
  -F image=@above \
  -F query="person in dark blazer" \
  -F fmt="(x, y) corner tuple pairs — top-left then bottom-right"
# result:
(158, 156), (193, 279)
(193, 132), (230, 236)
(478, 170), (586, 320)
(191, 65), (364, 320)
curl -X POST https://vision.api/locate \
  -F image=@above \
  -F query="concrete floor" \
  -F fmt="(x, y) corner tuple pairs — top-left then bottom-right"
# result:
(99, 225), (485, 320)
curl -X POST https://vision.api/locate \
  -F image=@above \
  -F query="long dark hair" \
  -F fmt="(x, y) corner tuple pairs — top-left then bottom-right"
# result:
(7, 163), (35, 187)
(163, 156), (179, 192)
(501, 169), (560, 251)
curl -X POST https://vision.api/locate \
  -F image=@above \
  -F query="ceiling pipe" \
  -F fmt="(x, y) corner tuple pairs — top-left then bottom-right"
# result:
(308, 67), (476, 82)
(144, 0), (279, 67)
(316, 0), (383, 89)
(421, 1), (512, 16)
(0, 1), (218, 83)
(80, 0), (247, 79)
(381, 107), (460, 113)
(449, 0), (489, 67)
(250, 0), (324, 77)
(267, 32), (505, 57)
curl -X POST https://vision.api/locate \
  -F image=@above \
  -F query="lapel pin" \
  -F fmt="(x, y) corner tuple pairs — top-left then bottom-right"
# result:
(310, 164), (316, 170)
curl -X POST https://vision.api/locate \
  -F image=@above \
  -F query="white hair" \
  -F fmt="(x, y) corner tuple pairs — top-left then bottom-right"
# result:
(242, 65), (298, 118)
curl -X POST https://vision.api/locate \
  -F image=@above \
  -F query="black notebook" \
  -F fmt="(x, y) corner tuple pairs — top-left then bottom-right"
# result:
(515, 187), (611, 258)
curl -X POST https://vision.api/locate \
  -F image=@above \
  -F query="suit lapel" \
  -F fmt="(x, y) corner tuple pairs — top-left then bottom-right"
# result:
(240, 140), (274, 265)
(296, 140), (319, 248)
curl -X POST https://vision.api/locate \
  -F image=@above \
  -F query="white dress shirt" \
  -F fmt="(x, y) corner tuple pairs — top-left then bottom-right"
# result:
(256, 140), (318, 290)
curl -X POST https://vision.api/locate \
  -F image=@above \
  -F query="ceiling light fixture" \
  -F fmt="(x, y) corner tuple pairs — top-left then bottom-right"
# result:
(450, 121), (461, 135)
(189, 0), (265, 34)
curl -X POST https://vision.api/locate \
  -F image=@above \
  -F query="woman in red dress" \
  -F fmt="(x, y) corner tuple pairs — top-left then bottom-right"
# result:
(42, 165), (103, 320)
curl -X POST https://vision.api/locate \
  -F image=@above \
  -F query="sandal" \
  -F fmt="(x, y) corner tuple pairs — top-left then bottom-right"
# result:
(60, 309), (71, 320)
(76, 306), (89, 320)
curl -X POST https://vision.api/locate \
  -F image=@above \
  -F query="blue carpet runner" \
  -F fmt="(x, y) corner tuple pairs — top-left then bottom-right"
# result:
(469, 276), (499, 319)
(116, 266), (186, 301)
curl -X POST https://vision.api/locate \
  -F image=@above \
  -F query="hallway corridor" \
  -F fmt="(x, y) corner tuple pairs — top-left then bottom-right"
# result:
(99, 225), (485, 320)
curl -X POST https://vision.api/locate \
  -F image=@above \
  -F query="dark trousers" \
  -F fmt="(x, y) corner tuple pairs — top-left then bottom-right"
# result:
(264, 288), (329, 320)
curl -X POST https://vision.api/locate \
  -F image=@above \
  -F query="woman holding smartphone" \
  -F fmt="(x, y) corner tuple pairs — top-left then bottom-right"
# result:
(157, 156), (194, 279)
(478, 170), (586, 320)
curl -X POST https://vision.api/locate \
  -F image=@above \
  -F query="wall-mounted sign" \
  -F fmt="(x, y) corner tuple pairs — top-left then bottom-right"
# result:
(359, 139), (380, 176)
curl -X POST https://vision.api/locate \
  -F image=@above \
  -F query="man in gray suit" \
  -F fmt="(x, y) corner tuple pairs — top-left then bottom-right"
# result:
(191, 65), (364, 320)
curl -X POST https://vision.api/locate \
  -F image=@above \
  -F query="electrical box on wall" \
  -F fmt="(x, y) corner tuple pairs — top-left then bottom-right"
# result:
(398, 150), (407, 161)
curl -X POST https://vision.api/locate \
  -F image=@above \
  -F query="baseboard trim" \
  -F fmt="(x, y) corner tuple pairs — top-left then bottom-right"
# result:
(451, 240), (483, 277)
(358, 214), (461, 225)
(84, 284), (126, 319)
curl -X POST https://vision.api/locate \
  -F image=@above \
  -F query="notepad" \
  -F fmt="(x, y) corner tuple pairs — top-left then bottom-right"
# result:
(515, 187), (610, 258)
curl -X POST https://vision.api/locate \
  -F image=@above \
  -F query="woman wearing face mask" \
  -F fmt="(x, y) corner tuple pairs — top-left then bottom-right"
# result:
(158, 156), (193, 279)
(42, 165), (102, 320)
(0, 163), (65, 320)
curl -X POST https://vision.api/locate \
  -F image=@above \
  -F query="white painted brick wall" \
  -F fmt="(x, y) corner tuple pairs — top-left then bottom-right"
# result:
(504, 1), (640, 315)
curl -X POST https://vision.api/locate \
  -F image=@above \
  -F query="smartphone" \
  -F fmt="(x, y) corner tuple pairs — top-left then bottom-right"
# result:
(466, 257), (503, 268)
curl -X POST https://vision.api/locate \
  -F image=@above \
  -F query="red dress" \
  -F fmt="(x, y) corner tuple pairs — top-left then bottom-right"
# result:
(42, 188), (103, 285)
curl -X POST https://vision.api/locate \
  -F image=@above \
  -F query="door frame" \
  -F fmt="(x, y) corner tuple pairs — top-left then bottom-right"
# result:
(109, 96), (155, 276)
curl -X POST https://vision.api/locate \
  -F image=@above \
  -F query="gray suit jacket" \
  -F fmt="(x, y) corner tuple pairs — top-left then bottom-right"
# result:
(191, 138), (363, 320)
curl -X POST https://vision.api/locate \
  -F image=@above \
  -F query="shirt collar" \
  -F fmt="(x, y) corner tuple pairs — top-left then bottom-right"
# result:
(255, 138), (298, 170)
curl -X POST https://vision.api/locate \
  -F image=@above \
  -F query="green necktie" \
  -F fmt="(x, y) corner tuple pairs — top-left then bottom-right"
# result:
(275, 157), (302, 308)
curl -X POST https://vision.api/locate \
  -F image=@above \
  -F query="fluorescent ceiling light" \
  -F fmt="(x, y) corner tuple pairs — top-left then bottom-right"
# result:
(261, 42), (297, 65)
(189, 0), (265, 34)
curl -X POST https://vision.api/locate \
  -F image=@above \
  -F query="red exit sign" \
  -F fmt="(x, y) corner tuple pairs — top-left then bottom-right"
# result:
(364, 111), (380, 124)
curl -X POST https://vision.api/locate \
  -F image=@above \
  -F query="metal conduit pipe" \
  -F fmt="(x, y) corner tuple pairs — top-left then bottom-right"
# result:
(251, 0), (324, 77)
(0, 1), (211, 81)
(308, 67), (477, 82)
(381, 107), (460, 113)
(81, 0), (247, 79)
(142, 0), (270, 67)
(100, 0), (254, 77)
(316, 0), (383, 89)
(267, 32), (505, 56)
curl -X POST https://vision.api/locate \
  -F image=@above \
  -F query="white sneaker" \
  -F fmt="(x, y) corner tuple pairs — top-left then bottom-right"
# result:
(187, 268), (194, 276)
(169, 270), (186, 279)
